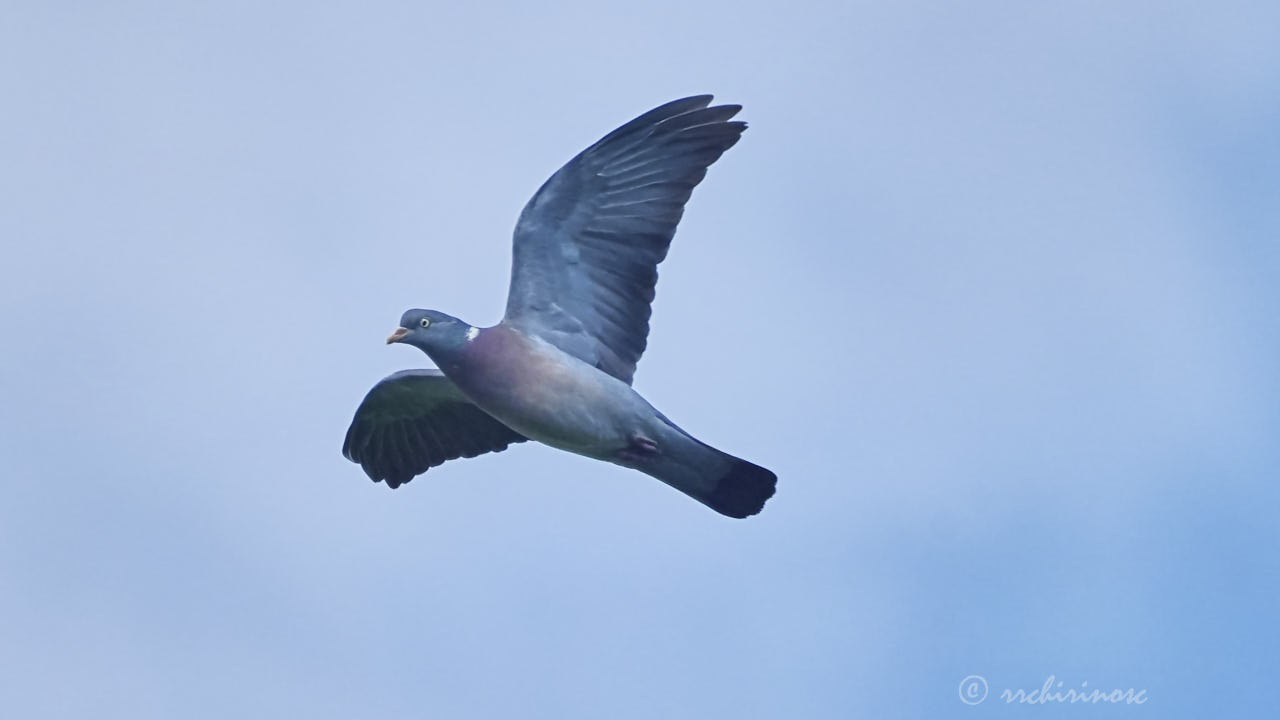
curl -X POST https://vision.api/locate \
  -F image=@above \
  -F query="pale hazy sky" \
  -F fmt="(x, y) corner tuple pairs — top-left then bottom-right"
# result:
(2, 1), (1277, 718)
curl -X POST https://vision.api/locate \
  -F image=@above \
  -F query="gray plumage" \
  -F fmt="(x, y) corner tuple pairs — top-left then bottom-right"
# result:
(506, 95), (745, 384)
(344, 96), (776, 518)
(342, 370), (526, 488)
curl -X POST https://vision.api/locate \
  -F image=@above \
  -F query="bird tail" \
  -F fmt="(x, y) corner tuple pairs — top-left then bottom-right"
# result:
(635, 421), (777, 518)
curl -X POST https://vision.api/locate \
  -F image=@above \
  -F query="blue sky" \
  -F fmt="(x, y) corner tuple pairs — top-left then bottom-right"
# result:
(2, 1), (1277, 717)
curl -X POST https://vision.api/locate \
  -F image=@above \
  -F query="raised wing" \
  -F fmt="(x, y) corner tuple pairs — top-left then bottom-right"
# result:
(342, 370), (526, 488)
(503, 95), (746, 385)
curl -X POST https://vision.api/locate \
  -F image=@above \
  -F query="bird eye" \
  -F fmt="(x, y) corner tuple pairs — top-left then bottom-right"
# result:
(419, 318), (431, 328)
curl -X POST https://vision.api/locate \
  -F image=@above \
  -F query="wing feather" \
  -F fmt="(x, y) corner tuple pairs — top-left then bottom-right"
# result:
(342, 370), (527, 488)
(503, 95), (746, 384)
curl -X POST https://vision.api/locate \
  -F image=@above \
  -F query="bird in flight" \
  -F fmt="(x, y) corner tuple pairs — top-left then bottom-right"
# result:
(342, 95), (776, 518)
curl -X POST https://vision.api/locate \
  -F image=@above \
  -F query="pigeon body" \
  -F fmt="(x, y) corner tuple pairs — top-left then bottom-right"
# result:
(344, 96), (776, 518)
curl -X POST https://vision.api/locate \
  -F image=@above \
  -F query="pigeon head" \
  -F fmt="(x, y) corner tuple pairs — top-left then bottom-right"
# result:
(386, 309), (475, 357)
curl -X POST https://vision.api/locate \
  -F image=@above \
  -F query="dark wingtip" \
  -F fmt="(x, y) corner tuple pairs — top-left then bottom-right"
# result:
(707, 460), (777, 519)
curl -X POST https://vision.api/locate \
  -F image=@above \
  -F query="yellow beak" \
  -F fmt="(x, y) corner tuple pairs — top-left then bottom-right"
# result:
(386, 327), (410, 344)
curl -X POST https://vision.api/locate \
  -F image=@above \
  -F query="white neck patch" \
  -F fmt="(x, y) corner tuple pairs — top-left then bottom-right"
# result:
(465, 327), (480, 342)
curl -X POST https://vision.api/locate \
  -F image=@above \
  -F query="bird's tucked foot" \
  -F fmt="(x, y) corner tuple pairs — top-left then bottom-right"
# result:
(616, 433), (660, 464)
